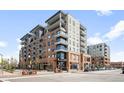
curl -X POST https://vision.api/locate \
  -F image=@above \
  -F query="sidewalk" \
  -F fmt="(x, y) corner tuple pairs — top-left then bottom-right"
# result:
(0, 70), (21, 78)
(0, 71), (55, 82)
(0, 70), (54, 79)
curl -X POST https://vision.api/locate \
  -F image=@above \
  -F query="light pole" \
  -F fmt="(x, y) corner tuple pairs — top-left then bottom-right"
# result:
(28, 55), (32, 70)
(0, 53), (3, 76)
(121, 61), (123, 68)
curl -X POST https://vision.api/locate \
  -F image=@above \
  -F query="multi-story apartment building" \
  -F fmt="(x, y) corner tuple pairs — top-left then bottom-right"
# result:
(19, 11), (91, 72)
(87, 43), (110, 68)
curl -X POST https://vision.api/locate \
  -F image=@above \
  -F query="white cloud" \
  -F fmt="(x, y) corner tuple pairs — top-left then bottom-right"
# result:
(104, 20), (124, 40)
(16, 38), (21, 43)
(17, 45), (21, 51)
(96, 10), (112, 16)
(111, 51), (124, 62)
(16, 38), (21, 51)
(87, 33), (104, 45)
(116, 51), (124, 56)
(0, 41), (7, 48)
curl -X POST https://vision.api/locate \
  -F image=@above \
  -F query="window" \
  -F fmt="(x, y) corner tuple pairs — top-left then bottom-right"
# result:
(105, 55), (107, 56)
(48, 55), (51, 58)
(51, 48), (55, 52)
(30, 38), (33, 43)
(52, 55), (54, 58)
(33, 52), (35, 55)
(39, 56), (42, 59)
(100, 49), (102, 51)
(39, 45), (42, 48)
(77, 43), (78, 47)
(69, 18), (71, 24)
(57, 31), (60, 35)
(28, 45), (31, 47)
(57, 52), (65, 59)
(57, 45), (66, 50)
(34, 32), (37, 35)
(77, 49), (78, 52)
(48, 48), (51, 51)
(69, 40), (71, 44)
(87, 58), (90, 61)
(48, 42), (50, 46)
(73, 41), (75, 46)
(48, 34), (51, 39)
(39, 39), (43, 42)
(73, 48), (75, 52)
(51, 41), (54, 45)
(51, 33), (54, 38)
(73, 21), (75, 26)
(39, 50), (41, 53)
(33, 57), (35, 60)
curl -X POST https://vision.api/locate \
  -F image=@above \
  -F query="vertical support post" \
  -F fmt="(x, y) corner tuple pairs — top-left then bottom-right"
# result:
(60, 13), (61, 28)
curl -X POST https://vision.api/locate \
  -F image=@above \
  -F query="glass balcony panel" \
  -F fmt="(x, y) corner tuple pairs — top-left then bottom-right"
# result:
(56, 31), (67, 38)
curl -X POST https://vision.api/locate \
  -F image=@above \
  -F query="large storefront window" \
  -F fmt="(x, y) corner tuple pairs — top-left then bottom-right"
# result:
(57, 52), (66, 59)
(56, 45), (66, 50)
(71, 64), (78, 69)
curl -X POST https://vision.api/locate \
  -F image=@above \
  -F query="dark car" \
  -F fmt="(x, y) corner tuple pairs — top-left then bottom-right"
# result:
(122, 67), (124, 74)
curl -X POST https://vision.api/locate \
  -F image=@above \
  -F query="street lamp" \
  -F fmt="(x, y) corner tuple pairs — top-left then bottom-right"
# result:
(28, 55), (31, 70)
(0, 53), (3, 76)
(121, 61), (124, 74)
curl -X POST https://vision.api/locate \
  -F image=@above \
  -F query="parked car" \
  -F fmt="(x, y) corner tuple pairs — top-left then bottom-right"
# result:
(122, 67), (124, 74)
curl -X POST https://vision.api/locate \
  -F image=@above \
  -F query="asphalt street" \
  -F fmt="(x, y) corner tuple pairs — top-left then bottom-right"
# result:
(1, 69), (124, 82)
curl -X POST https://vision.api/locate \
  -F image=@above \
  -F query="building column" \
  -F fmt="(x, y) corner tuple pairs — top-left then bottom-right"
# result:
(60, 13), (61, 28)
(53, 61), (56, 72)
(67, 52), (70, 72)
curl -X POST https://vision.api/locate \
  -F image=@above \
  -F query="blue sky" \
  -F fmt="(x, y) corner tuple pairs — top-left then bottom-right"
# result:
(0, 10), (124, 62)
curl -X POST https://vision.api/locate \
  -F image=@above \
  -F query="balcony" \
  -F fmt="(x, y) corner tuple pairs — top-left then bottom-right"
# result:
(61, 19), (66, 25)
(80, 37), (86, 42)
(60, 27), (66, 32)
(80, 42), (86, 47)
(55, 40), (68, 45)
(57, 58), (67, 62)
(46, 13), (60, 24)
(21, 41), (24, 45)
(56, 31), (68, 39)
(80, 30), (86, 36)
(55, 47), (68, 52)
(48, 18), (60, 25)
(80, 48), (86, 53)
(48, 21), (60, 30)
(21, 41), (27, 45)
(48, 19), (65, 31)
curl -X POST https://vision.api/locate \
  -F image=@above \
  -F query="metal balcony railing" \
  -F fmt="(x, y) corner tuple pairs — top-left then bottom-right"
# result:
(56, 40), (68, 45)
(56, 31), (68, 38)
(55, 47), (68, 52)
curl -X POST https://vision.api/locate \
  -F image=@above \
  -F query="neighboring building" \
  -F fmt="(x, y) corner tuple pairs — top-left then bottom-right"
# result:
(19, 11), (91, 72)
(87, 43), (110, 68)
(80, 53), (91, 71)
(110, 62), (124, 68)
